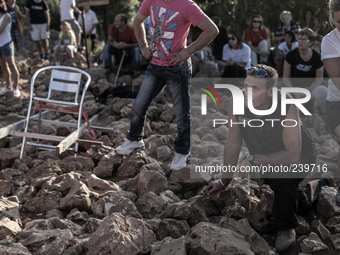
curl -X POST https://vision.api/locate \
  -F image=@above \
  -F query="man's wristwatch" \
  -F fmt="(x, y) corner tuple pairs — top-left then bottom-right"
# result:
(247, 155), (256, 166)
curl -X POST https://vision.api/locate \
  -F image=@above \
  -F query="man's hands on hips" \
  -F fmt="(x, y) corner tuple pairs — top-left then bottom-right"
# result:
(141, 45), (152, 59)
(168, 48), (191, 67)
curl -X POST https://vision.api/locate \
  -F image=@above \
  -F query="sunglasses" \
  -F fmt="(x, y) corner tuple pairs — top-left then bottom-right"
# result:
(228, 36), (236, 41)
(297, 38), (310, 43)
(253, 20), (262, 23)
(247, 67), (268, 77)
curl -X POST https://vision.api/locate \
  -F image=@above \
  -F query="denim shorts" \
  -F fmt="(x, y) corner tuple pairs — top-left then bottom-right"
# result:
(0, 41), (14, 57)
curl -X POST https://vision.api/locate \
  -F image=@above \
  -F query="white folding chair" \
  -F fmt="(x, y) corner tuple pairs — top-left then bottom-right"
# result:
(18, 66), (93, 159)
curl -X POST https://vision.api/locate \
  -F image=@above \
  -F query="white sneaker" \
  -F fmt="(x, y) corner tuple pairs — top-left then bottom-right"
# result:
(0, 88), (12, 96)
(170, 152), (190, 170)
(13, 89), (20, 98)
(115, 139), (144, 155)
(56, 61), (61, 66)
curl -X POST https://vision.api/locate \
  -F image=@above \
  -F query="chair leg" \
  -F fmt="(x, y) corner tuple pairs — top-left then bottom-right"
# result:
(20, 136), (26, 159)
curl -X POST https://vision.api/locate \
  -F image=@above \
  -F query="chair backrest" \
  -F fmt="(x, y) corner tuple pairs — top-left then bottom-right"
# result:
(47, 69), (82, 103)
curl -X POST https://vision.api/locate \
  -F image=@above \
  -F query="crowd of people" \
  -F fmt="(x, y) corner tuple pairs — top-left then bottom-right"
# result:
(0, 0), (339, 253)
(206, 10), (331, 117)
(0, 0), (99, 97)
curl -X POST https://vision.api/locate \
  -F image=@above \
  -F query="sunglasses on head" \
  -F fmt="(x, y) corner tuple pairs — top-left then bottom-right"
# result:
(228, 36), (236, 41)
(253, 20), (262, 23)
(247, 67), (268, 77)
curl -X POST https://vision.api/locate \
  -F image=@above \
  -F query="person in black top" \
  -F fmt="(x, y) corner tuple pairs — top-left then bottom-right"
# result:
(6, 0), (25, 53)
(25, 0), (50, 60)
(211, 16), (228, 60)
(283, 27), (327, 115)
(206, 64), (332, 252)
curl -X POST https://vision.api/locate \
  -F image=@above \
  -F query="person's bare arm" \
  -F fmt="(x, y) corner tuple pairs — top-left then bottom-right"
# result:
(0, 15), (11, 34)
(206, 98), (242, 195)
(88, 23), (97, 35)
(277, 49), (286, 58)
(44, 11), (50, 32)
(246, 41), (260, 54)
(25, 9), (32, 30)
(253, 104), (301, 165)
(323, 57), (340, 90)
(308, 66), (323, 92)
(283, 59), (294, 87)
(133, 11), (152, 59)
(58, 7), (61, 16)
(16, 5), (26, 19)
(107, 35), (117, 48)
(119, 41), (138, 49)
(169, 17), (219, 67)
(71, 5), (81, 15)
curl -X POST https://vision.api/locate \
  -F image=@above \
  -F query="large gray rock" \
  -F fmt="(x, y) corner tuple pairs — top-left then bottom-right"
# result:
(93, 152), (121, 178)
(0, 217), (21, 240)
(14, 186), (37, 203)
(0, 168), (26, 187)
(147, 218), (191, 241)
(151, 236), (186, 255)
(135, 192), (167, 219)
(91, 192), (142, 219)
(169, 167), (210, 190)
(26, 159), (62, 184)
(85, 213), (156, 255)
(116, 151), (152, 178)
(220, 217), (271, 255)
(17, 229), (76, 255)
(138, 170), (168, 196)
(0, 197), (20, 220)
(85, 174), (121, 194)
(59, 181), (91, 212)
(58, 156), (94, 173)
(300, 232), (328, 253)
(0, 148), (21, 169)
(0, 240), (32, 255)
(41, 172), (88, 193)
(189, 222), (254, 254)
(24, 189), (62, 213)
(317, 186), (340, 218)
(310, 220), (331, 241)
(160, 196), (209, 227)
(330, 233), (340, 250)
(86, 145), (116, 161)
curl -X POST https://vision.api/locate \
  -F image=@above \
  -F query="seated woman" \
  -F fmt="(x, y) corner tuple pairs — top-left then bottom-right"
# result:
(276, 30), (298, 77)
(222, 30), (251, 78)
(54, 21), (77, 66)
(283, 27), (327, 115)
(299, 9), (320, 32)
(244, 15), (270, 65)
(275, 11), (300, 43)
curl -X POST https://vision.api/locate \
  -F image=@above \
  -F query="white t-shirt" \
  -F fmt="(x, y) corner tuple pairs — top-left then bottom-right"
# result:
(77, 9), (98, 34)
(278, 41), (298, 54)
(59, 0), (75, 21)
(0, 14), (12, 47)
(222, 43), (251, 70)
(321, 28), (340, 102)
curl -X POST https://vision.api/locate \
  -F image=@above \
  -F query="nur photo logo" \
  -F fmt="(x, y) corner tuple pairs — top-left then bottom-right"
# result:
(196, 82), (222, 115)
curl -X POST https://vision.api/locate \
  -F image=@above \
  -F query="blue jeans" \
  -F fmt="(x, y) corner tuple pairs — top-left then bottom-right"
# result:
(127, 61), (192, 154)
(103, 44), (141, 72)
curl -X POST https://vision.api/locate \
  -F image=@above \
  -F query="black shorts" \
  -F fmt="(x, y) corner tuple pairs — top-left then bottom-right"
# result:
(325, 100), (340, 134)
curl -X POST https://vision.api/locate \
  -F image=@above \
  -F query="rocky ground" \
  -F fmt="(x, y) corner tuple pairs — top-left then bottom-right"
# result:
(0, 28), (339, 255)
